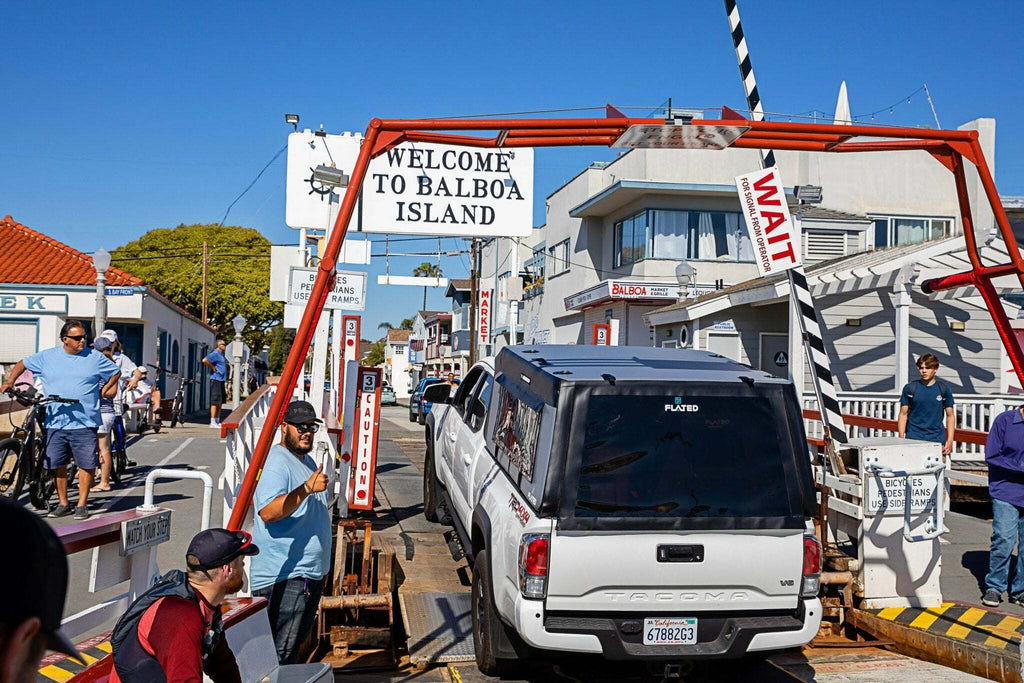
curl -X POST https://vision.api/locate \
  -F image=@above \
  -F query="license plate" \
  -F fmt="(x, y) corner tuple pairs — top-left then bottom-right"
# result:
(643, 617), (697, 645)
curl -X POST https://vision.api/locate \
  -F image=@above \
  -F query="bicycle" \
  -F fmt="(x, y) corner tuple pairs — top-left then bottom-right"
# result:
(107, 388), (140, 486)
(150, 364), (199, 428)
(0, 384), (79, 507)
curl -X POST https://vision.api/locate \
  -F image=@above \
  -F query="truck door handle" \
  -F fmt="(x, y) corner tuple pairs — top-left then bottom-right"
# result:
(461, 453), (472, 465)
(448, 431), (457, 442)
(657, 545), (704, 563)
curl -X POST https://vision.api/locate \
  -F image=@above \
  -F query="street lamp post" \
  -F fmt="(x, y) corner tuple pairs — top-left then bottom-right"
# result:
(231, 315), (246, 409)
(92, 248), (111, 338)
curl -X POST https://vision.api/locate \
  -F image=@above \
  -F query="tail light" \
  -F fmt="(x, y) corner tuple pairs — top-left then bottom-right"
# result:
(518, 533), (549, 599)
(801, 534), (822, 598)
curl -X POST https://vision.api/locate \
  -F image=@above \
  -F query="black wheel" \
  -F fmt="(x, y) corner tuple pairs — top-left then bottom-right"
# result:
(408, 410), (416, 423)
(170, 399), (181, 428)
(423, 444), (440, 523)
(30, 468), (52, 510)
(472, 549), (516, 676)
(0, 439), (27, 501)
(417, 412), (425, 425)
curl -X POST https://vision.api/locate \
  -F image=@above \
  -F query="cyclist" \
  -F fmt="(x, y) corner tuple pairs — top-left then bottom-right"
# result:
(0, 320), (119, 519)
(128, 368), (162, 427)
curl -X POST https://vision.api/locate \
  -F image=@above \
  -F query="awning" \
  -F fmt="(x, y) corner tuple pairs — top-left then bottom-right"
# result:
(564, 280), (681, 311)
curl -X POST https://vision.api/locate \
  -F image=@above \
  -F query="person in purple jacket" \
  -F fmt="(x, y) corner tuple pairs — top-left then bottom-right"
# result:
(983, 406), (1024, 607)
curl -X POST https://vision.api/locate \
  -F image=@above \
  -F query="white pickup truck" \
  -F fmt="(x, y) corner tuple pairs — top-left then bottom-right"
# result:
(422, 345), (822, 676)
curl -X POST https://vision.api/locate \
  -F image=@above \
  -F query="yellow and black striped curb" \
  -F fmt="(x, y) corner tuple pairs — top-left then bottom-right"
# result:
(865, 601), (1023, 650)
(37, 638), (110, 682)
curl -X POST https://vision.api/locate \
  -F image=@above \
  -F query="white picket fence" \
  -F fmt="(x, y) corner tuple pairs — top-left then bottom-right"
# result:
(802, 391), (1019, 462)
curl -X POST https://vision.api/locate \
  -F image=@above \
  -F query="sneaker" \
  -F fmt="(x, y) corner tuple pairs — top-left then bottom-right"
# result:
(983, 589), (1003, 607)
(210, 420), (220, 428)
(49, 504), (72, 518)
(73, 506), (89, 520)
(1009, 594), (1024, 607)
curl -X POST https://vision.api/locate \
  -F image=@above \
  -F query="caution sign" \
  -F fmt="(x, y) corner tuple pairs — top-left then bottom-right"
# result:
(734, 166), (802, 277)
(349, 366), (382, 511)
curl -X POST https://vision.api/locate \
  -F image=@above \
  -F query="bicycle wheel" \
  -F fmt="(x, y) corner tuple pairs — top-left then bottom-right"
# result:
(113, 420), (127, 480)
(0, 438), (27, 501)
(170, 397), (182, 428)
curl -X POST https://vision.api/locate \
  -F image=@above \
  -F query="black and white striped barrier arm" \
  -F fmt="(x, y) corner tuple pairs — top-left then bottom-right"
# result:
(724, 0), (849, 449)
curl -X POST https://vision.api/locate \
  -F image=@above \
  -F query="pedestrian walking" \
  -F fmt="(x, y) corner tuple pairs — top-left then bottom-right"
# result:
(251, 400), (331, 664)
(0, 499), (84, 681)
(91, 337), (121, 492)
(897, 353), (955, 456)
(0, 320), (119, 519)
(982, 406), (1024, 607)
(109, 528), (257, 682)
(203, 339), (228, 428)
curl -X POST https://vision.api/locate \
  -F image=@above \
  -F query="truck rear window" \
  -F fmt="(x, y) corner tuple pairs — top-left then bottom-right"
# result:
(574, 394), (796, 520)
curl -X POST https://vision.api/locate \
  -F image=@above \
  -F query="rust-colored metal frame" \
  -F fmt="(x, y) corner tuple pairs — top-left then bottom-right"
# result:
(227, 111), (1023, 529)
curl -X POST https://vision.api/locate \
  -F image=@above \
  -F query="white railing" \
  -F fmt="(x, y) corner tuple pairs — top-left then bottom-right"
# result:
(221, 384), (278, 527)
(802, 391), (1018, 461)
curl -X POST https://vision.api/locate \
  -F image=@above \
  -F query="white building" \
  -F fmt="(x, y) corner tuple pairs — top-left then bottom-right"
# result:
(384, 329), (411, 398)
(475, 118), (995, 355)
(0, 216), (217, 414)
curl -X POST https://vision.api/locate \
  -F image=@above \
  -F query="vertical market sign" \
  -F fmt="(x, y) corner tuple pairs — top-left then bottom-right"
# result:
(734, 166), (801, 277)
(478, 290), (492, 345)
(362, 143), (534, 237)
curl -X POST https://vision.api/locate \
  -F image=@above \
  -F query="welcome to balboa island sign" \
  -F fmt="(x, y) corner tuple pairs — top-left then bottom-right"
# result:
(361, 142), (534, 237)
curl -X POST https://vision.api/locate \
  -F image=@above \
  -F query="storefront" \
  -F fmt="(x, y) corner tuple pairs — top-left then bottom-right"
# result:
(0, 216), (217, 414)
(562, 279), (682, 345)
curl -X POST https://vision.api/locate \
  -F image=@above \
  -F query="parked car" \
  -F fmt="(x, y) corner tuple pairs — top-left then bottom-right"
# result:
(380, 383), (397, 406)
(409, 377), (445, 424)
(422, 345), (821, 676)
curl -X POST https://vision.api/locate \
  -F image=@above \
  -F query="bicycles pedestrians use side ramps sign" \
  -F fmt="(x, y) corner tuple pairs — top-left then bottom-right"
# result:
(288, 267), (367, 311)
(734, 166), (801, 277)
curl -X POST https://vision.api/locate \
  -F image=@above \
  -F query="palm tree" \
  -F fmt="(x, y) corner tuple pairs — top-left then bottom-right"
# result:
(378, 321), (395, 332)
(399, 317), (414, 330)
(412, 262), (442, 311)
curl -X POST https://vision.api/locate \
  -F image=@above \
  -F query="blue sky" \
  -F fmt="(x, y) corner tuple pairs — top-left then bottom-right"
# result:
(3, 1), (1022, 336)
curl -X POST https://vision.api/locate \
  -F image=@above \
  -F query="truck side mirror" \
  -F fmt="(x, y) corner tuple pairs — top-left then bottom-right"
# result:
(423, 383), (452, 404)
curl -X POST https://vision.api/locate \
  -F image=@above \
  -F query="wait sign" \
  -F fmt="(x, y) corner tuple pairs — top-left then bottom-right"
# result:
(734, 166), (801, 277)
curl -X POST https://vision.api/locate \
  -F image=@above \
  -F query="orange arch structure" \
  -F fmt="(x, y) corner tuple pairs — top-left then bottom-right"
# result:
(228, 109), (1023, 529)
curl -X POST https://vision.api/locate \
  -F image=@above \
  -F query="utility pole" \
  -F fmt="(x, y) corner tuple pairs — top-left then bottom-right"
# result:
(201, 240), (209, 324)
(469, 238), (479, 367)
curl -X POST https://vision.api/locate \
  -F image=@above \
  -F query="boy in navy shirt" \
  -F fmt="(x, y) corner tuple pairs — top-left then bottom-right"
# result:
(897, 353), (955, 456)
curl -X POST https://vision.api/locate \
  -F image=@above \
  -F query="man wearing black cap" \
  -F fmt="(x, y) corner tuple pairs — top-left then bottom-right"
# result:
(109, 528), (258, 683)
(0, 499), (84, 683)
(251, 400), (331, 664)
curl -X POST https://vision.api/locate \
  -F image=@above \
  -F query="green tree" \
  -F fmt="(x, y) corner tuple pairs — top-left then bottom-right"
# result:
(412, 261), (442, 311)
(364, 339), (385, 367)
(267, 325), (295, 374)
(400, 317), (414, 330)
(111, 224), (282, 352)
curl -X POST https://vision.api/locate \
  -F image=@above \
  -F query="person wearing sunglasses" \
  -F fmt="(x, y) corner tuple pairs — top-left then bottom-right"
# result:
(250, 400), (331, 664)
(108, 528), (258, 683)
(0, 320), (119, 519)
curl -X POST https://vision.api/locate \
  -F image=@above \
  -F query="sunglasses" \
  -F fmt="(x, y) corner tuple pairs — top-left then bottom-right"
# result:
(64, 334), (87, 341)
(289, 422), (320, 434)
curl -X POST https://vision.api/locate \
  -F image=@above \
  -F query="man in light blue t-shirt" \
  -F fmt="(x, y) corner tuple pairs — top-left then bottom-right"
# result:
(0, 320), (119, 519)
(251, 400), (331, 664)
(202, 339), (228, 428)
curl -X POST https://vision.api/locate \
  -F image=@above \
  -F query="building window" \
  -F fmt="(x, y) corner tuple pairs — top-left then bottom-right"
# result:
(871, 215), (955, 248)
(394, 345), (405, 355)
(497, 271), (511, 301)
(615, 209), (751, 267)
(523, 244), (545, 299)
(547, 239), (570, 276)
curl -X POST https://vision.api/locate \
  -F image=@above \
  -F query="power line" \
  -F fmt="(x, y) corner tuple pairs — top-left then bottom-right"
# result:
(218, 144), (287, 227)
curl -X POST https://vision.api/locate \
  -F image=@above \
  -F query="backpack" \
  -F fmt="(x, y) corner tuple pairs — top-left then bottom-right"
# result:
(907, 379), (951, 408)
(110, 569), (223, 682)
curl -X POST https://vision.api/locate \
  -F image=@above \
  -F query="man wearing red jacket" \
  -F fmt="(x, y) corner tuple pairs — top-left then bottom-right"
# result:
(109, 528), (259, 682)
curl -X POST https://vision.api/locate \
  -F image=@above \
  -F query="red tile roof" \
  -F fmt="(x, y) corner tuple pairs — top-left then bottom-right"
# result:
(0, 215), (144, 286)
